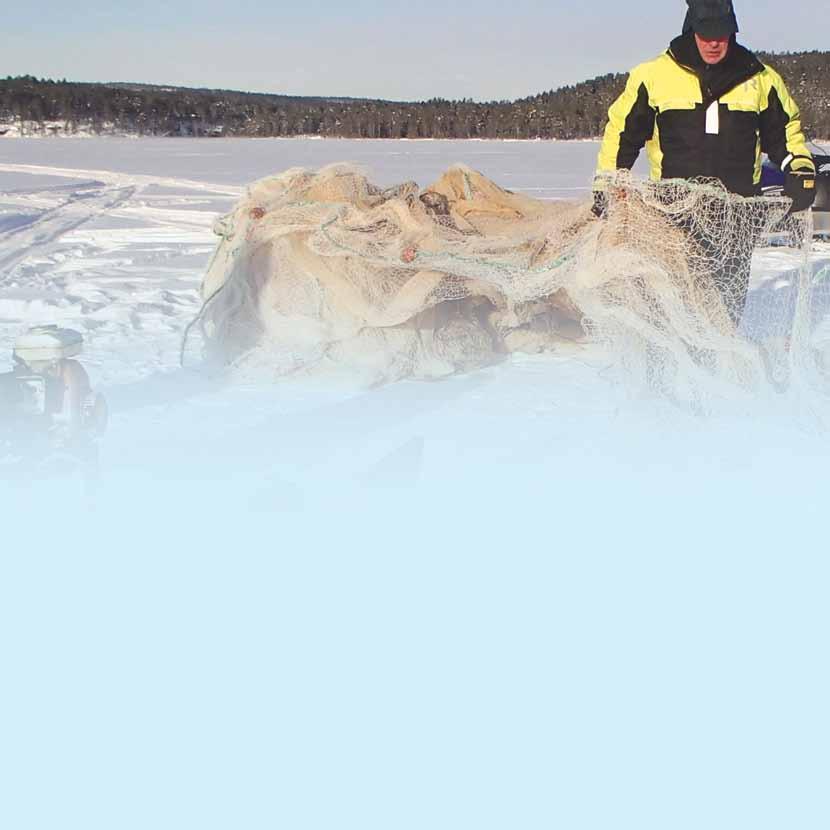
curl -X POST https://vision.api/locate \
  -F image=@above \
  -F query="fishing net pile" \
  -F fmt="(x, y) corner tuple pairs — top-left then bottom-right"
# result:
(193, 163), (823, 410)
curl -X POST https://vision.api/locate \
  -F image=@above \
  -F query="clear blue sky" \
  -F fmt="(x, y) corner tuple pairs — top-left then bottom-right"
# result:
(1, 1), (826, 101)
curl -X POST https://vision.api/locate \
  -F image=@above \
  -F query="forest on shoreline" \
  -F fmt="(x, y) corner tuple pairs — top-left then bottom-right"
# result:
(2, 51), (829, 141)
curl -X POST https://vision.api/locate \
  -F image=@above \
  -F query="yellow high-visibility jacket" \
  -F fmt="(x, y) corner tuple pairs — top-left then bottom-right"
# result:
(596, 33), (814, 196)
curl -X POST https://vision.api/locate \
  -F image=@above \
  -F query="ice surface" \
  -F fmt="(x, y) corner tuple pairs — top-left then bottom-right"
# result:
(0, 136), (606, 193)
(0, 137), (829, 512)
(1, 138), (829, 830)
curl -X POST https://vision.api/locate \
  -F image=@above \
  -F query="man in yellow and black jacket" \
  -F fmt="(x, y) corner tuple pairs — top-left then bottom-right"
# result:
(594, 0), (816, 215)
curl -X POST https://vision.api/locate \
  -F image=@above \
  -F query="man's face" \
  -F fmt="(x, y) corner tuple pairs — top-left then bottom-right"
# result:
(695, 33), (730, 65)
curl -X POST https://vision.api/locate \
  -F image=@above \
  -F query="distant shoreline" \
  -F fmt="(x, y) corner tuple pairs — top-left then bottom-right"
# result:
(0, 132), (606, 142)
(3, 135), (829, 146)
(4, 55), (828, 142)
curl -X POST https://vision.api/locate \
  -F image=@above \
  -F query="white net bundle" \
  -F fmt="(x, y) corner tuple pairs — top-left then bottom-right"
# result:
(191, 163), (824, 411)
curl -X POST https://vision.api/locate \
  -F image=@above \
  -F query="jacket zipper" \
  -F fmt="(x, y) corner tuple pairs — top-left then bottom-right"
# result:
(667, 49), (762, 108)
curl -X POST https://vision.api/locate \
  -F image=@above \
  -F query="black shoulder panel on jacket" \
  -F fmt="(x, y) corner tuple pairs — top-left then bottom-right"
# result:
(617, 83), (655, 170)
(758, 85), (789, 167)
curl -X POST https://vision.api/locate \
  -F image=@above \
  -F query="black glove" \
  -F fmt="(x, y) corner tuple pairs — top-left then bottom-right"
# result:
(784, 167), (816, 214)
(591, 189), (608, 219)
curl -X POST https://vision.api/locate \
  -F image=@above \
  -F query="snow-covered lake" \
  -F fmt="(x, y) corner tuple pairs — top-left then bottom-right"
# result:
(2, 137), (829, 830)
(0, 138), (603, 383)
(1, 136), (829, 531)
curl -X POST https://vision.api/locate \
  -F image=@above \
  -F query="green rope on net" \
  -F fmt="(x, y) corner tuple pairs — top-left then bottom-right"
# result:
(814, 264), (830, 284)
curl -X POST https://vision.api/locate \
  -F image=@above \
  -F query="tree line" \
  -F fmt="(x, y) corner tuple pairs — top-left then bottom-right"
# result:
(2, 50), (829, 141)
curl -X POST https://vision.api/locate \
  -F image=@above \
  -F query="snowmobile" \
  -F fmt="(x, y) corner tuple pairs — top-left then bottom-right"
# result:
(761, 152), (830, 235)
(0, 326), (107, 482)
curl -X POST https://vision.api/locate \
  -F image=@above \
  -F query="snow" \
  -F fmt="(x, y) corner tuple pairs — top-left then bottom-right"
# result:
(2, 138), (830, 830)
(1, 137), (830, 540)
(0, 138), (606, 386)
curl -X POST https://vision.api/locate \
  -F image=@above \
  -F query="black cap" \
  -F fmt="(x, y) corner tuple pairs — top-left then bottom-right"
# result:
(683, 0), (739, 39)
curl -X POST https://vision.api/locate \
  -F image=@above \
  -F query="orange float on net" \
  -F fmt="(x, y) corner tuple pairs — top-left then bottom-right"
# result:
(249, 206), (266, 221)
(401, 246), (418, 264)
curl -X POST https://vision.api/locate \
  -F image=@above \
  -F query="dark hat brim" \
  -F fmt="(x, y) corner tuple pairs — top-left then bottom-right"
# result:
(692, 16), (738, 39)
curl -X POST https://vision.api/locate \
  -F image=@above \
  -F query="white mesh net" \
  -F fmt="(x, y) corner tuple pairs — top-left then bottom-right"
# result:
(188, 163), (826, 413)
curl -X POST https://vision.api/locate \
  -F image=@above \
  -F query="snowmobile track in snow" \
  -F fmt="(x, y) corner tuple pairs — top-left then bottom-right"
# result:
(0, 161), (243, 279)
(0, 184), (136, 276)
(0, 162), (244, 198)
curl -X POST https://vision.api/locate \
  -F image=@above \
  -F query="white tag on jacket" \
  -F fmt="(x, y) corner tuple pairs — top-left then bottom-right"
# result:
(706, 101), (720, 135)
